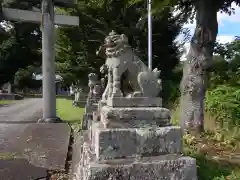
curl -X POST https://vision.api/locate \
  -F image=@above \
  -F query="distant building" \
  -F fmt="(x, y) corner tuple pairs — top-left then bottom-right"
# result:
(33, 73), (63, 83)
(1, 82), (12, 93)
(32, 73), (68, 95)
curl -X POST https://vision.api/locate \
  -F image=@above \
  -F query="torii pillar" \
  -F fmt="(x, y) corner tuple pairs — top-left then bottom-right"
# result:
(2, 0), (79, 123)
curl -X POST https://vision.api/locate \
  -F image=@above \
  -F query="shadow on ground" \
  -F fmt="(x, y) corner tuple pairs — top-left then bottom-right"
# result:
(185, 149), (240, 180)
(0, 123), (71, 180)
(0, 158), (48, 179)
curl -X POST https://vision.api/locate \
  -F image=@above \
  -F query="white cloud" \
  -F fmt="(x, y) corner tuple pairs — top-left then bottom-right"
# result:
(181, 2), (240, 31)
(177, 2), (239, 60)
(180, 42), (190, 61)
(217, 2), (240, 24)
(180, 35), (234, 61)
(216, 35), (235, 43)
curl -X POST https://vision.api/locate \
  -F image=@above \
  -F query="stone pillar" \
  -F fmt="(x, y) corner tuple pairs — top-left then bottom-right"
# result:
(38, 0), (61, 123)
(7, 82), (12, 94)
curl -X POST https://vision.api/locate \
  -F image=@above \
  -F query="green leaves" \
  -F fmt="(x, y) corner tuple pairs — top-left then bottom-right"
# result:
(206, 85), (240, 128)
(0, 0), (42, 86)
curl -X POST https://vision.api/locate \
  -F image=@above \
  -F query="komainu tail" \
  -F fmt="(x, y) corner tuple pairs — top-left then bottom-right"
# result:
(152, 68), (162, 90)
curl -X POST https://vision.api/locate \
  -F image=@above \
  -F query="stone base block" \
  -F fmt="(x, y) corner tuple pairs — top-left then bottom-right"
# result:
(76, 155), (197, 180)
(107, 97), (162, 107)
(92, 111), (100, 122)
(82, 115), (89, 130)
(98, 100), (107, 110)
(92, 125), (182, 160)
(38, 117), (62, 123)
(85, 103), (98, 114)
(100, 106), (170, 128)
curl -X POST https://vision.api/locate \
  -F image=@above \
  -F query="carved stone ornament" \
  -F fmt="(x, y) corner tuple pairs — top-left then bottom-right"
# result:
(97, 30), (162, 100)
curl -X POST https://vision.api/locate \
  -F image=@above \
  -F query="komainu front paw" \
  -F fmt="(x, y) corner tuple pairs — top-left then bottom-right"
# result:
(132, 91), (142, 97)
(111, 89), (123, 98)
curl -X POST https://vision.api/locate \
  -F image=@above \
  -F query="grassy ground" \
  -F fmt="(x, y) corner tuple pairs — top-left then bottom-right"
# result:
(0, 152), (19, 160)
(172, 107), (240, 180)
(0, 100), (14, 105)
(56, 98), (84, 124)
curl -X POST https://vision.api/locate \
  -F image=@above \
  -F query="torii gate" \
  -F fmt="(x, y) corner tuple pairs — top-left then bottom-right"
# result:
(2, 0), (79, 123)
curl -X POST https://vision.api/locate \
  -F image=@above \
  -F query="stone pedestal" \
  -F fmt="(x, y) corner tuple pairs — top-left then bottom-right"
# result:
(82, 103), (98, 129)
(74, 97), (197, 180)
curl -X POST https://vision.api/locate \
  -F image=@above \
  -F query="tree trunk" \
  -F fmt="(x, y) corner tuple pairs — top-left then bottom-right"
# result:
(180, 0), (218, 133)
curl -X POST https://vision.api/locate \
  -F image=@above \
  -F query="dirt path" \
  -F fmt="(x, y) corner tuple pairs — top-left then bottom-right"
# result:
(0, 98), (42, 123)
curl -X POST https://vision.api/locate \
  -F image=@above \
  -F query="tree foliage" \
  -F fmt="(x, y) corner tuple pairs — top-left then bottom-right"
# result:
(14, 65), (41, 90)
(209, 38), (240, 88)
(206, 85), (240, 128)
(0, 0), (41, 86)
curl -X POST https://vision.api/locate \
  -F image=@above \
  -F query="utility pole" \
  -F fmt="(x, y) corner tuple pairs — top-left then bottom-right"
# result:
(148, 0), (152, 71)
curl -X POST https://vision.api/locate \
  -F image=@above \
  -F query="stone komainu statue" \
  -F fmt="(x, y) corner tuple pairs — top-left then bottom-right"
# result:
(87, 73), (102, 104)
(97, 30), (162, 100)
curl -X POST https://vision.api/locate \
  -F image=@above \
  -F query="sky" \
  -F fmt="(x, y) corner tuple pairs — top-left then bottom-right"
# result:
(178, 2), (240, 60)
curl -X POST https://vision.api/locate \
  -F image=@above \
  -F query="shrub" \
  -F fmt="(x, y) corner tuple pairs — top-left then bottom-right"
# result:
(205, 85), (240, 128)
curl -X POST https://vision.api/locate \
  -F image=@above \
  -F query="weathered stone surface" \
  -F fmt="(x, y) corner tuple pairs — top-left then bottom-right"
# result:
(82, 114), (88, 130)
(98, 100), (106, 111)
(0, 158), (48, 180)
(86, 73), (102, 105)
(71, 131), (88, 177)
(92, 111), (100, 122)
(97, 31), (162, 99)
(0, 123), (71, 171)
(107, 97), (162, 107)
(0, 99), (71, 179)
(77, 155), (197, 180)
(136, 126), (183, 156)
(72, 129), (196, 180)
(85, 103), (98, 114)
(95, 128), (137, 160)
(93, 126), (182, 160)
(90, 122), (104, 148)
(100, 106), (170, 128)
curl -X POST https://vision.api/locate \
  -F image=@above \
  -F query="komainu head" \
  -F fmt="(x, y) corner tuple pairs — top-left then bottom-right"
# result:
(96, 30), (130, 58)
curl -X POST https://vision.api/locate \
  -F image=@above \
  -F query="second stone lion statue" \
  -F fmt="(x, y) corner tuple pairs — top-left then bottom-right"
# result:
(97, 30), (162, 100)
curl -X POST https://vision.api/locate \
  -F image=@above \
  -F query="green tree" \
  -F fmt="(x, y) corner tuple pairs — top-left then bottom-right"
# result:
(14, 65), (41, 90)
(0, 1), (41, 86)
(208, 38), (240, 88)
(176, 0), (240, 133)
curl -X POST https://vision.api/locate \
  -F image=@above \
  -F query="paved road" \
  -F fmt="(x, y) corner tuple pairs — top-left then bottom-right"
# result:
(0, 98), (71, 180)
(0, 98), (42, 123)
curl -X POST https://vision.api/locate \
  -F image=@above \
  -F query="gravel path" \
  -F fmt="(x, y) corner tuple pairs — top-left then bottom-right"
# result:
(0, 98), (42, 123)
